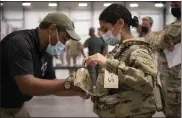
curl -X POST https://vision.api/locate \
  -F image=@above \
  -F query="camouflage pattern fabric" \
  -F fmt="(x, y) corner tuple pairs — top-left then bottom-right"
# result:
(144, 31), (165, 111)
(162, 19), (181, 48)
(144, 31), (162, 69)
(158, 19), (181, 118)
(90, 38), (158, 117)
(144, 19), (181, 117)
(74, 68), (104, 96)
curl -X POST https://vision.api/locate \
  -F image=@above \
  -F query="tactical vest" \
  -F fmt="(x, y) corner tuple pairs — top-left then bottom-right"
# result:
(113, 39), (163, 112)
(93, 39), (163, 117)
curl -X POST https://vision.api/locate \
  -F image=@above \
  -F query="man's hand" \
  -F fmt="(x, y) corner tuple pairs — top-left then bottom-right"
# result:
(54, 82), (90, 99)
(71, 85), (90, 99)
(67, 75), (90, 99)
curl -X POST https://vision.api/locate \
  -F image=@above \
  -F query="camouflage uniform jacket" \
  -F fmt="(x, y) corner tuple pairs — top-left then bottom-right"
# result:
(158, 19), (181, 93)
(144, 31), (162, 69)
(160, 19), (181, 49)
(93, 37), (158, 117)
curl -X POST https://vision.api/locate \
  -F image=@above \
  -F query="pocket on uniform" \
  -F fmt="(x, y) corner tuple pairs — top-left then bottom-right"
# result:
(99, 94), (121, 105)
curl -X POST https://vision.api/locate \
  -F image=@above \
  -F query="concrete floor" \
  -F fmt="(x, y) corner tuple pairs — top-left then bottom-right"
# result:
(23, 69), (165, 117)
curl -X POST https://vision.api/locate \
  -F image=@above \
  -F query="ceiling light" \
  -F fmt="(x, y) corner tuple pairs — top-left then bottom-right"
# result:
(78, 3), (87, 7)
(103, 3), (112, 7)
(155, 3), (164, 7)
(22, 2), (31, 7)
(48, 3), (57, 7)
(129, 3), (138, 8)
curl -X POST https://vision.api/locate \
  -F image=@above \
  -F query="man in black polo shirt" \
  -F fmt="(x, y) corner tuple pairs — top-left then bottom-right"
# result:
(0, 12), (88, 117)
(84, 27), (108, 87)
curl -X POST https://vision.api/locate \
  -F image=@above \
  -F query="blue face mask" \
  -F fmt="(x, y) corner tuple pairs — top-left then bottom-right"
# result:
(101, 30), (120, 46)
(46, 30), (65, 56)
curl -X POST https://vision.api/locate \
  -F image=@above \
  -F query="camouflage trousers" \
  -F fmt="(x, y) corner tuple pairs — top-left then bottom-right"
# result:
(160, 73), (181, 118)
(66, 55), (78, 66)
(93, 101), (155, 118)
(162, 91), (181, 118)
(99, 112), (155, 118)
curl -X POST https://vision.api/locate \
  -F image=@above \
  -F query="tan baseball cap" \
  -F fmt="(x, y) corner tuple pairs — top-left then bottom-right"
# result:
(42, 12), (81, 41)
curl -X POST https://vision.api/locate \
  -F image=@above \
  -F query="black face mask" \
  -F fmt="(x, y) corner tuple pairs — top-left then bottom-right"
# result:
(141, 26), (149, 33)
(171, 8), (181, 18)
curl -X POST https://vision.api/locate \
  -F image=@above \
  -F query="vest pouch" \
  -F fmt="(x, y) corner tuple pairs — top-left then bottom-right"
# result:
(99, 94), (121, 105)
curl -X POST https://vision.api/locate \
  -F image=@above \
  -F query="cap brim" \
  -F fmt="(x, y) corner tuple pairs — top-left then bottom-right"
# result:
(65, 29), (81, 41)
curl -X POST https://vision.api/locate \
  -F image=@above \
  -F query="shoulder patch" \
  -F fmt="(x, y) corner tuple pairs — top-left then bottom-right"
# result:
(130, 49), (157, 76)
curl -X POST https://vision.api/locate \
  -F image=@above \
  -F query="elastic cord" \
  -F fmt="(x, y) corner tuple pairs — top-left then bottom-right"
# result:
(48, 35), (51, 44)
(56, 29), (60, 42)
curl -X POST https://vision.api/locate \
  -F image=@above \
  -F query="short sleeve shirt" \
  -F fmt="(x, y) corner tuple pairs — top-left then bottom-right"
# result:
(0, 28), (56, 108)
(84, 36), (108, 56)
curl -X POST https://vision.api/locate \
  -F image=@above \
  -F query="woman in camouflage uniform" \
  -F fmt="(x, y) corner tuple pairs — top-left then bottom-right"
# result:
(84, 4), (159, 118)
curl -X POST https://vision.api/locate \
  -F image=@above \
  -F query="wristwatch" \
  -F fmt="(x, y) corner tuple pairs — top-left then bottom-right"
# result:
(64, 80), (71, 90)
(63, 75), (74, 90)
(64, 72), (76, 90)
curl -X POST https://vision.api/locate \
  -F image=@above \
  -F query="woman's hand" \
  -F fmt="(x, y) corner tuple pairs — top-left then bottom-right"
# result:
(167, 45), (175, 51)
(84, 53), (107, 68)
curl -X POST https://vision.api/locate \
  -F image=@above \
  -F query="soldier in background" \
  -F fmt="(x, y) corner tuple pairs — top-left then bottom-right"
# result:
(137, 16), (153, 37)
(142, 2), (181, 117)
(138, 16), (162, 67)
(65, 39), (85, 66)
(65, 39), (85, 74)
(84, 4), (161, 118)
(157, 1), (181, 118)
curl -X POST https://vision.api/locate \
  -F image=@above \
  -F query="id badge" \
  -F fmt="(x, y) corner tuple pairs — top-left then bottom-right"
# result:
(104, 69), (119, 88)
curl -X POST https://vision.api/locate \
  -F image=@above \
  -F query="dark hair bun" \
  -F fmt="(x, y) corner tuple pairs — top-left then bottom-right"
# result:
(131, 16), (139, 28)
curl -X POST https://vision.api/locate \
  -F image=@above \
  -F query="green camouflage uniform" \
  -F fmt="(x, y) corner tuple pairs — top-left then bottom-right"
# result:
(75, 38), (159, 117)
(144, 32), (162, 69)
(157, 19), (181, 118)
